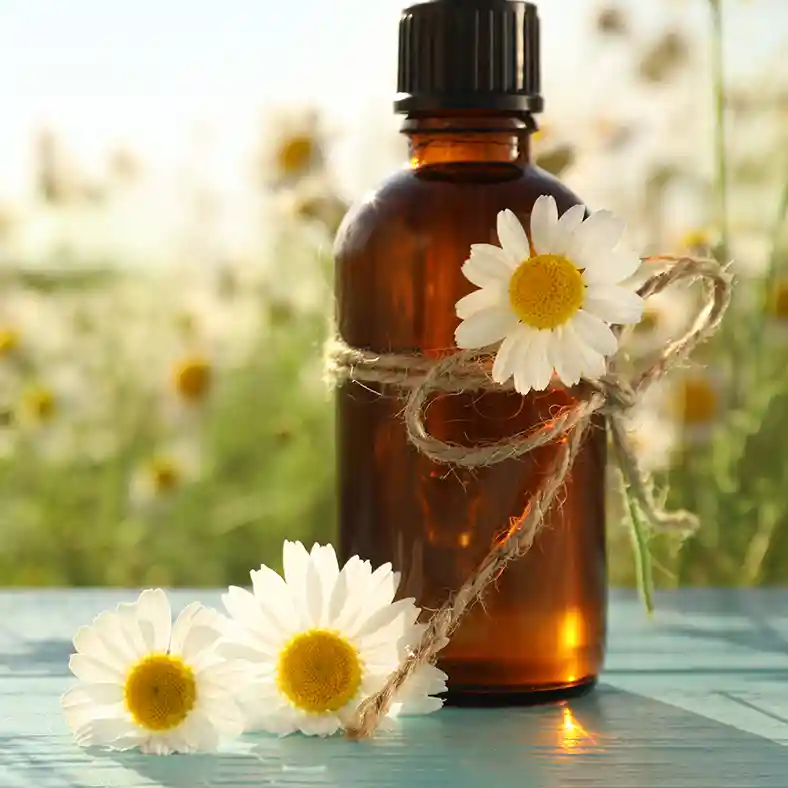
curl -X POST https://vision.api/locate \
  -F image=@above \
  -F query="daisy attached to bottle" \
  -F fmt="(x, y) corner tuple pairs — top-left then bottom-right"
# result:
(61, 589), (247, 754)
(219, 541), (447, 737)
(454, 195), (644, 394)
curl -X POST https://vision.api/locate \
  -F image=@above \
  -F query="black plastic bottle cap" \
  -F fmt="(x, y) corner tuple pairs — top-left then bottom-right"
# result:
(395, 0), (543, 115)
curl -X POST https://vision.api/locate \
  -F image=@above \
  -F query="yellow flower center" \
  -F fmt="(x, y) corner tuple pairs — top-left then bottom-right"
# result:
(680, 228), (711, 251)
(508, 254), (585, 330)
(675, 377), (718, 425)
(172, 357), (212, 403)
(147, 457), (182, 493)
(124, 654), (197, 731)
(277, 135), (315, 176)
(0, 328), (20, 357)
(276, 629), (362, 714)
(768, 282), (788, 321)
(21, 387), (56, 423)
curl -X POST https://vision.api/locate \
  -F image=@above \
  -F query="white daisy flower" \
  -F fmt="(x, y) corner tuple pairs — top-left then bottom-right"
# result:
(219, 541), (447, 737)
(454, 195), (644, 394)
(61, 589), (247, 754)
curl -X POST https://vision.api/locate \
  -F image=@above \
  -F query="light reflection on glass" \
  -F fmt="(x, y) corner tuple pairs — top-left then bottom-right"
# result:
(561, 608), (584, 650)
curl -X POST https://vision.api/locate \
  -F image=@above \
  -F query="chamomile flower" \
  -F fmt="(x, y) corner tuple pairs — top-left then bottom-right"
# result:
(455, 196), (643, 394)
(259, 108), (325, 188)
(61, 589), (246, 754)
(129, 443), (201, 510)
(219, 541), (447, 737)
(623, 287), (694, 357)
(171, 354), (213, 405)
(667, 370), (725, 445)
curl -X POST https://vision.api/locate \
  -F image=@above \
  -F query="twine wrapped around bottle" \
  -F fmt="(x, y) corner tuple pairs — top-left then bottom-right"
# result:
(326, 254), (732, 740)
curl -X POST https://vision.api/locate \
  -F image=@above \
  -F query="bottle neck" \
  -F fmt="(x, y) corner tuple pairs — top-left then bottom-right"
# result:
(403, 115), (535, 169)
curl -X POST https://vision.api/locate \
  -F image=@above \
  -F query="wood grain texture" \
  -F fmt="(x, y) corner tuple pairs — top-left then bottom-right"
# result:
(1, 589), (787, 787)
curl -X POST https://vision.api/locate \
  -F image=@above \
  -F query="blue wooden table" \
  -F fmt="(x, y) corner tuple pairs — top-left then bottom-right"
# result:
(1, 589), (787, 787)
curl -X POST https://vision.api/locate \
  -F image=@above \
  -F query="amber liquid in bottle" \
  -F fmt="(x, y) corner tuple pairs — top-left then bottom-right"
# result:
(334, 115), (606, 705)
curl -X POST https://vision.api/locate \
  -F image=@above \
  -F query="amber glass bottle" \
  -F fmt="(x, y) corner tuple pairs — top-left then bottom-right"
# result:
(334, 0), (606, 704)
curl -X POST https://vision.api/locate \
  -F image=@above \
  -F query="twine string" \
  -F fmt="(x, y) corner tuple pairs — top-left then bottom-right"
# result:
(329, 255), (732, 740)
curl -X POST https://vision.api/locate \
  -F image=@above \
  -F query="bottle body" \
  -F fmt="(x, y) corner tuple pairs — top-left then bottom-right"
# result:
(334, 118), (606, 703)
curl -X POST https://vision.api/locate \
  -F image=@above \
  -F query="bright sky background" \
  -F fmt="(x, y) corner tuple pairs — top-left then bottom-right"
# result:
(0, 0), (785, 200)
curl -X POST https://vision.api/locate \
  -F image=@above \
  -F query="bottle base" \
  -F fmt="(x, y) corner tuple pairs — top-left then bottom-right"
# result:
(441, 675), (598, 708)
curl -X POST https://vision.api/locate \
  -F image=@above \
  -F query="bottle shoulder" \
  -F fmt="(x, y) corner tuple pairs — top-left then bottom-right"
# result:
(334, 164), (583, 258)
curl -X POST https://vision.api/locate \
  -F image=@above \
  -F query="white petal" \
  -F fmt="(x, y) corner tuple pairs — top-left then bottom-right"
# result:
(569, 209), (625, 259)
(455, 286), (505, 320)
(178, 625), (221, 663)
(283, 540), (310, 586)
(309, 543), (340, 588)
(73, 717), (139, 749)
(326, 565), (351, 628)
(198, 661), (257, 693)
(349, 597), (419, 641)
(250, 709), (300, 736)
(549, 326), (583, 387)
(114, 603), (149, 659)
(65, 682), (124, 706)
(304, 551), (324, 627)
(215, 641), (269, 663)
(491, 325), (529, 384)
(568, 334), (608, 380)
(400, 664), (449, 696)
(497, 209), (531, 262)
(139, 735), (176, 755)
(61, 685), (125, 732)
(72, 621), (127, 670)
(391, 696), (445, 717)
(462, 244), (514, 287)
(571, 310), (619, 356)
(297, 715), (343, 737)
(529, 195), (558, 254)
(584, 285), (645, 325)
(221, 587), (280, 654)
(455, 307), (518, 349)
(250, 565), (299, 634)
(517, 329), (553, 393)
(581, 247), (641, 285)
(197, 698), (245, 738)
(552, 204), (587, 256)
(282, 540), (312, 623)
(170, 602), (218, 656)
(361, 563), (398, 612)
(134, 589), (172, 654)
(68, 653), (124, 684)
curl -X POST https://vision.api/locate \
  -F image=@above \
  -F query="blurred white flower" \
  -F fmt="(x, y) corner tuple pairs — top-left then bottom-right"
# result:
(657, 368), (726, 445)
(623, 404), (679, 473)
(259, 107), (326, 188)
(621, 286), (695, 357)
(129, 442), (202, 510)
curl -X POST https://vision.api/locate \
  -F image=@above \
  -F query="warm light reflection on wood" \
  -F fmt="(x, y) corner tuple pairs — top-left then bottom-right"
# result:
(559, 706), (596, 751)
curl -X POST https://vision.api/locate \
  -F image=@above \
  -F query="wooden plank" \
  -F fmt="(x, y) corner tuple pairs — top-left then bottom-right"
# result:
(1, 589), (787, 787)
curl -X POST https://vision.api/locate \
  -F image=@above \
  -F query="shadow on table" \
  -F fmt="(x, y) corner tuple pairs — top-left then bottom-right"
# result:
(98, 685), (788, 788)
(0, 638), (72, 677)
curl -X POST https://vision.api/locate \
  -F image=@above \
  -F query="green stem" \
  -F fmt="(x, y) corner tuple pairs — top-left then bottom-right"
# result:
(623, 484), (655, 615)
(709, 0), (730, 262)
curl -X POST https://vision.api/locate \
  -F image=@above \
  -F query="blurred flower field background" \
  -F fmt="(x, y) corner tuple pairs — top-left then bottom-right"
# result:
(1, 0), (788, 588)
